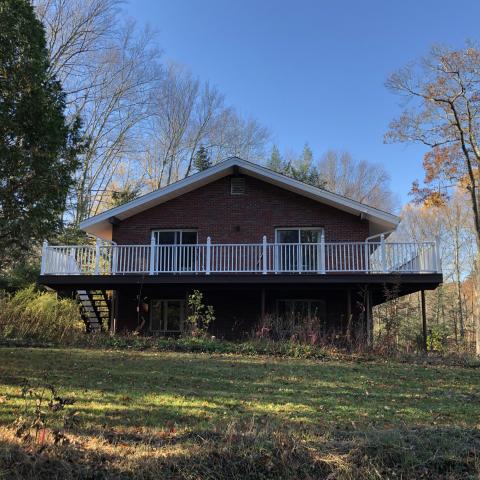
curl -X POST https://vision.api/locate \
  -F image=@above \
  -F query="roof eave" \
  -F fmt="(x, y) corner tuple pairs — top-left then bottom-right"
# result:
(80, 157), (399, 239)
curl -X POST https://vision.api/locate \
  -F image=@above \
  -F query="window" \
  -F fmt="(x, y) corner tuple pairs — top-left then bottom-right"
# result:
(230, 176), (246, 195)
(275, 228), (324, 271)
(150, 299), (185, 333)
(151, 230), (197, 272)
(152, 230), (197, 246)
(275, 228), (324, 244)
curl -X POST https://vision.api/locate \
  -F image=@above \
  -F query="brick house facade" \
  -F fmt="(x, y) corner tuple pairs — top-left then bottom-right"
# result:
(112, 175), (370, 245)
(39, 158), (442, 339)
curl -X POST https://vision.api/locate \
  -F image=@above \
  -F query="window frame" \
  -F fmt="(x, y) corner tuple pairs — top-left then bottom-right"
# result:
(149, 298), (185, 334)
(275, 227), (324, 244)
(151, 229), (198, 245)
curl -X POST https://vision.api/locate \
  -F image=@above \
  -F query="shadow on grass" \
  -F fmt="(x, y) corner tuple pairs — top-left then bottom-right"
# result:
(1, 347), (478, 432)
(1, 424), (479, 480)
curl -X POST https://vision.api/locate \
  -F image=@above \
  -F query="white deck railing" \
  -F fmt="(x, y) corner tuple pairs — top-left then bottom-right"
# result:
(40, 237), (441, 276)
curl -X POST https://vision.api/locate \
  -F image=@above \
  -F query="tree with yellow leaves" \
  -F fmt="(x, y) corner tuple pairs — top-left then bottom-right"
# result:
(386, 43), (480, 353)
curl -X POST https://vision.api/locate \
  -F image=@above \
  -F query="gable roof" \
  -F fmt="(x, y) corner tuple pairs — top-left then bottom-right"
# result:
(80, 157), (399, 239)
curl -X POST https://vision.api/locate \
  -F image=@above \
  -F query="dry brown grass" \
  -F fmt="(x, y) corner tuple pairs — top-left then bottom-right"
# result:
(1, 347), (479, 479)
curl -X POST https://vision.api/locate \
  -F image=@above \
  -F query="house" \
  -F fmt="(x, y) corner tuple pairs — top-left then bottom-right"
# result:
(39, 157), (443, 341)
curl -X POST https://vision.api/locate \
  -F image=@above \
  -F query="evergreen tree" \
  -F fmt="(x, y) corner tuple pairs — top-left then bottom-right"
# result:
(288, 143), (324, 187)
(193, 145), (212, 172)
(266, 144), (283, 172)
(0, 0), (80, 270)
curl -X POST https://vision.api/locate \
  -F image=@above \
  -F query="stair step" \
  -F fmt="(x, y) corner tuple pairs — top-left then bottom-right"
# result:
(76, 289), (111, 334)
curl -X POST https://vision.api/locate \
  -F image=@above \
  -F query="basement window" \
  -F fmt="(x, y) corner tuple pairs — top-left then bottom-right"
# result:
(230, 177), (246, 195)
(150, 299), (185, 334)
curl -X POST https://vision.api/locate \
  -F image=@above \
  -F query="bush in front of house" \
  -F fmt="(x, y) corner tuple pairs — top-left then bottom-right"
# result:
(0, 285), (84, 344)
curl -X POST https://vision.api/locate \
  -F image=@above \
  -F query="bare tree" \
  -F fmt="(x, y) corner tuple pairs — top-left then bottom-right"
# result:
(386, 43), (480, 353)
(35, 0), (163, 223)
(35, 0), (120, 91)
(394, 191), (476, 350)
(318, 150), (398, 212)
(140, 64), (269, 190)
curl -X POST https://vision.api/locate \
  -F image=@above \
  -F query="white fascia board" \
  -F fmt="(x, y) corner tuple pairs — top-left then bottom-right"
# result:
(80, 157), (399, 239)
(79, 159), (239, 238)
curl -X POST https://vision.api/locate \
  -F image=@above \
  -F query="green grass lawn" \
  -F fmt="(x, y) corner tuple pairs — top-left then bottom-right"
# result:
(1, 347), (479, 479)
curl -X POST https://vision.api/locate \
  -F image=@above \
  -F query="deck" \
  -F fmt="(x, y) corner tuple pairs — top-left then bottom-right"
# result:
(40, 237), (442, 276)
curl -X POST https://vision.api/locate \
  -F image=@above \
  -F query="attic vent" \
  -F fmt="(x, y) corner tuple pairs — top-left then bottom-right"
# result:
(230, 177), (246, 195)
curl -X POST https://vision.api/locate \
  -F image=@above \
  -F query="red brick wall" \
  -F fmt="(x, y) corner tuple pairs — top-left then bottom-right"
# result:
(112, 175), (369, 244)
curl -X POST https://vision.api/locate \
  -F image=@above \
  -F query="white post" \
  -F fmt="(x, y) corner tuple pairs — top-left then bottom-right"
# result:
(434, 235), (442, 273)
(297, 243), (302, 273)
(69, 247), (76, 275)
(111, 245), (117, 275)
(262, 235), (268, 274)
(149, 235), (156, 275)
(364, 241), (369, 273)
(40, 240), (48, 274)
(95, 238), (101, 275)
(206, 237), (211, 275)
(419, 244), (425, 273)
(319, 232), (326, 274)
(380, 234), (387, 273)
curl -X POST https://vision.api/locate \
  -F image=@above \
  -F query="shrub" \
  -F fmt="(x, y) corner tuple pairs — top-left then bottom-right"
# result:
(185, 290), (215, 337)
(0, 285), (84, 344)
(252, 313), (324, 345)
(427, 324), (450, 353)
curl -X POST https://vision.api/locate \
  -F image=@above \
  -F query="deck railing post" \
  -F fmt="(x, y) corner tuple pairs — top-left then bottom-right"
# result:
(70, 247), (76, 274)
(206, 237), (211, 275)
(297, 243), (302, 273)
(319, 232), (326, 274)
(149, 235), (155, 275)
(380, 234), (387, 273)
(40, 240), (48, 274)
(434, 235), (441, 273)
(364, 242), (369, 273)
(111, 245), (117, 275)
(94, 238), (101, 275)
(262, 235), (268, 274)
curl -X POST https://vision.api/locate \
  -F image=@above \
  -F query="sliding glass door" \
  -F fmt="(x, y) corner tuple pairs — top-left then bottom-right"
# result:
(152, 230), (197, 272)
(275, 228), (323, 272)
(150, 299), (185, 333)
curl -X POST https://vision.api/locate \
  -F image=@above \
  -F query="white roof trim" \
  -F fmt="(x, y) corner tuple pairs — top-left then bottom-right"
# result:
(80, 157), (399, 239)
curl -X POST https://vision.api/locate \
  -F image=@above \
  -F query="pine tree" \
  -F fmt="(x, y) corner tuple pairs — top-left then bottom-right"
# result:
(193, 145), (212, 172)
(288, 143), (324, 187)
(0, 0), (81, 270)
(267, 144), (283, 172)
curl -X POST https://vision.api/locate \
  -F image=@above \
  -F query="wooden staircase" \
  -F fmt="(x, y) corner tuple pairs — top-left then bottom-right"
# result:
(77, 290), (111, 332)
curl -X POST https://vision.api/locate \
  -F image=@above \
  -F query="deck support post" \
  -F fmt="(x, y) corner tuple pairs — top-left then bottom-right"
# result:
(347, 289), (352, 322)
(261, 288), (266, 320)
(421, 289), (428, 354)
(262, 235), (267, 274)
(366, 287), (373, 348)
(206, 237), (211, 275)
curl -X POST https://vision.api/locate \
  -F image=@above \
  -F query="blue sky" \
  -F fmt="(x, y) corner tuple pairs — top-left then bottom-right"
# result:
(124, 0), (479, 206)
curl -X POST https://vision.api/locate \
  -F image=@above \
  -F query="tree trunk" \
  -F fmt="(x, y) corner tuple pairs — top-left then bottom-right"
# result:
(474, 254), (480, 355)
